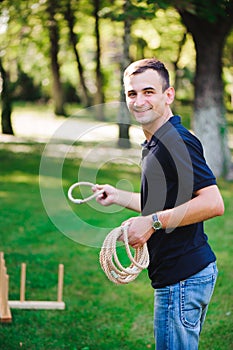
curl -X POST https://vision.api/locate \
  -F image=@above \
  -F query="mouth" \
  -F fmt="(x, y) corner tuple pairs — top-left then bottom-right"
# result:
(133, 106), (152, 113)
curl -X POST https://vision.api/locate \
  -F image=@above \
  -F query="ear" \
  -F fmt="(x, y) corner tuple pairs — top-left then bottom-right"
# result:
(165, 87), (175, 105)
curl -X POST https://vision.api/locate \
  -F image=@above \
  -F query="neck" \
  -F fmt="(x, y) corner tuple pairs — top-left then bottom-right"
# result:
(143, 111), (173, 141)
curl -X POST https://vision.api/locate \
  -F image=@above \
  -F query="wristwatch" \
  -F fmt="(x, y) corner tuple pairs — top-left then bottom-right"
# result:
(152, 213), (162, 231)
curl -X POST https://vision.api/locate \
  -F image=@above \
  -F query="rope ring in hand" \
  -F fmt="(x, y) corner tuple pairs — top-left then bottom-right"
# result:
(68, 181), (105, 204)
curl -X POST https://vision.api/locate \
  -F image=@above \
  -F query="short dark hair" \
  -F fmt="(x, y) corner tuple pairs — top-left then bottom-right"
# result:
(124, 58), (170, 92)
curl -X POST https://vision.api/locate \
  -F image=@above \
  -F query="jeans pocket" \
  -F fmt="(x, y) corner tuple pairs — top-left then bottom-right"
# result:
(180, 267), (217, 329)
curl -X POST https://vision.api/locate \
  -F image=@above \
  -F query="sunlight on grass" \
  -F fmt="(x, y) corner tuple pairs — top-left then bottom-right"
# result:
(0, 173), (39, 184)
(0, 145), (232, 350)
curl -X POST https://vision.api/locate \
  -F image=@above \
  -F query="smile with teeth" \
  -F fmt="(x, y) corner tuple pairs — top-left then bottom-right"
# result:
(133, 106), (152, 112)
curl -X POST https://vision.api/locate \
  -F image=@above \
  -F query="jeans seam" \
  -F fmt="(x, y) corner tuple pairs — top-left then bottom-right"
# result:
(180, 280), (202, 329)
(167, 286), (172, 350)
(179, 267), (218, 329)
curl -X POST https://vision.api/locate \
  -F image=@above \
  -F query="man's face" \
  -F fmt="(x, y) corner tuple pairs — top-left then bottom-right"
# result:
(124, 69), (171, 126)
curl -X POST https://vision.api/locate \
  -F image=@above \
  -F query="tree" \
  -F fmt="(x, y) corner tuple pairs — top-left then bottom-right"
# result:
(0, 57), (14, 135)
(118, 0), (132, 148)
(62, 0), (92, 107)
(93, 0), (106, 120)
(177, 1), (233, 177)
(146, 0), (233, 177)
(46, 0), (66, 116)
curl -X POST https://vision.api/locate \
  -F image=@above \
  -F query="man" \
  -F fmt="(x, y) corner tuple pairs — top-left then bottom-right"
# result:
(93, 58), (224, 349)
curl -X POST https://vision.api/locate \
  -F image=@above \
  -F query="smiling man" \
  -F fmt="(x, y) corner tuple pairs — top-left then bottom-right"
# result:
(124, 61), (174, 132)
(93, 58), (224, 349)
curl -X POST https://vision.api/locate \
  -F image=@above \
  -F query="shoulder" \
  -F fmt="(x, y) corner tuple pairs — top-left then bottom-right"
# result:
(168, 116), (204, 155)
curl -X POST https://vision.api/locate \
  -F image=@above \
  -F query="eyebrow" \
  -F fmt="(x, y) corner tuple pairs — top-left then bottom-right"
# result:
(127, 87), (157, 94)
(142, 87), (156, 91)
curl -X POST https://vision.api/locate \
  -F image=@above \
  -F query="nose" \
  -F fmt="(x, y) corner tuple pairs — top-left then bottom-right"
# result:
(134, 93), (145, 107)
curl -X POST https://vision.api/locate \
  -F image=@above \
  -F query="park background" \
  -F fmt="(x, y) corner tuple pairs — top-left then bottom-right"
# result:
(0, 1), (233, 349)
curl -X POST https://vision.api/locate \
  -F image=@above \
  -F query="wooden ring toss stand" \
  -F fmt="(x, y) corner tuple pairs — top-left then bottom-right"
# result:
(0, 252), (65, 323)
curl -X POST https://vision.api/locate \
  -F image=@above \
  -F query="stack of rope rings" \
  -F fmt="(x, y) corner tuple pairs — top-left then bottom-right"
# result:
(68, 181), (150, 284)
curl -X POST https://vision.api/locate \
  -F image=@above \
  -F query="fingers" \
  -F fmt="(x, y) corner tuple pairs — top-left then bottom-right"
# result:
(121, 216), (153, 248)
(92, 184), (115, 206)
(92, 184), (110, 194)
(121, 217), (134, 227)
(92, 184), (103, 192)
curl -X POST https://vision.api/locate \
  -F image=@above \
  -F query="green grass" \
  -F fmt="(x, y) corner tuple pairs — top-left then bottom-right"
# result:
(0, 142), (233, 349)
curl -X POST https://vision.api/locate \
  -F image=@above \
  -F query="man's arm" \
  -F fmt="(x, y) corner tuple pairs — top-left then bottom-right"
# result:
(157, 184), (224, 229)
(93, 184), (141, 212)
(123, 184), (224, 248)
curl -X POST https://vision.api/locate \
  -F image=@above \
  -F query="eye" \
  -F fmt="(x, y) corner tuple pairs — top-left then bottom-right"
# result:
(128, 91), (136, 98)
(144, 90), (154, 95)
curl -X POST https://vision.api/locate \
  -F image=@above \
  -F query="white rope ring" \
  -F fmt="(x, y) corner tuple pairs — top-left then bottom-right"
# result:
(99, 225), (150, 284)
(68, 181), (105, 204)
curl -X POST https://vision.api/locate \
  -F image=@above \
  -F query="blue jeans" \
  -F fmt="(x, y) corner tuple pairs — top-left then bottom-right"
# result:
(154, 262), (218, 350)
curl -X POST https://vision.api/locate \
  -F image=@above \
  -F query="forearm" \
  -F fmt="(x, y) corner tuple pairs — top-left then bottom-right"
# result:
(114, 189), (141, 212)
(156, 185), (224, 230)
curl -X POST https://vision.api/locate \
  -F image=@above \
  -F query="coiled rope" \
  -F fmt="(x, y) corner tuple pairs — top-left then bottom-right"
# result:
(68, 181), (150, 284)
(100, 225), (149, 284)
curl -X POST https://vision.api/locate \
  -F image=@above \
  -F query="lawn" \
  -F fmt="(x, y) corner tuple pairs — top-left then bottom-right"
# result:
(0, 136), (233, 349)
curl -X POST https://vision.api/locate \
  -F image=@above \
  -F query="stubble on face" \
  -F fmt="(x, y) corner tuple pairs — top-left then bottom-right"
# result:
(124, 71), (167, 128)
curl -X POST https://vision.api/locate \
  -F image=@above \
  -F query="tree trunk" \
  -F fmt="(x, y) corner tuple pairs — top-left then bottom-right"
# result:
(64, 1), (92, 107)
(118, 0), (132, 148)
(179, 10), (233, 177)
(0, 58), (14, 135)
(93, 0), (105, 120)
(47, 0), (65, 116)
(194, 34), (231, 177)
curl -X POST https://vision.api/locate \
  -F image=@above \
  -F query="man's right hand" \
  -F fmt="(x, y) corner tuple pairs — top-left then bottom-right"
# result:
(92, 184), (117, 206)
(93, 184), (141, 212)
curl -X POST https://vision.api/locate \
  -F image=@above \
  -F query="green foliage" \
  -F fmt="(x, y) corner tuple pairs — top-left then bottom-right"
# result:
(145, 0), (233, 22)
(0, 0), (232, 109)
(181, 0), (233, 22)
(99, 0), (156, 21)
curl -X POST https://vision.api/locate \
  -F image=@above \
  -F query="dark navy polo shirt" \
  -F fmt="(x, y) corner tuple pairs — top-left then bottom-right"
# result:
(141, 115), (216, 289)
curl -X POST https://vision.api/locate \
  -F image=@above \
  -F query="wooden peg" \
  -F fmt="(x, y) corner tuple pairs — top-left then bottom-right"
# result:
(20, 263), (26, 302)
(57, 264), (64, 302)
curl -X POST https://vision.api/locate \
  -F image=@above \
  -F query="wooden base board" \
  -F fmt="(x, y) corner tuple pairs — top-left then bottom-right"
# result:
(8, 301), (65, 310)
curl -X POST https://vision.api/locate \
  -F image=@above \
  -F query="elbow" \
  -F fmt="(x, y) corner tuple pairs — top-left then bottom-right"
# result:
(217, 201), (225, 217)
(209, 186), (225, 218)
(213, 197), (225, 217)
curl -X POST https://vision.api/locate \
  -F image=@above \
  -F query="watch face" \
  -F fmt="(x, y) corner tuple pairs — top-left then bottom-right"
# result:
(153, 221), (162, 230)
(152, 214), (162, 230)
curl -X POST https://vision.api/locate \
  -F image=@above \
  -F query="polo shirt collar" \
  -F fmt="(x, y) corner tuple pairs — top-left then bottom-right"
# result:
(141, 115), (181, 149)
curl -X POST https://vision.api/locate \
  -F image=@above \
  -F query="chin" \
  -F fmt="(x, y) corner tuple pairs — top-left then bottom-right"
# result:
(135, 115), (154, 125)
